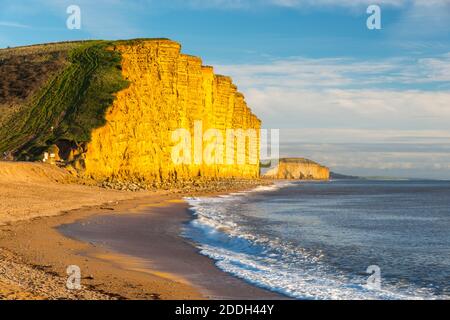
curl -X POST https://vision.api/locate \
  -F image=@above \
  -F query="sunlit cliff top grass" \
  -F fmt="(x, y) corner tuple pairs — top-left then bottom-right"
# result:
(280, 158), (323, 165)
(0, 40), (130, 160)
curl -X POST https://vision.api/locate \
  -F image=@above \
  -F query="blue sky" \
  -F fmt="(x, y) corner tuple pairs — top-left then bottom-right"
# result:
(1, 0), (450, 178)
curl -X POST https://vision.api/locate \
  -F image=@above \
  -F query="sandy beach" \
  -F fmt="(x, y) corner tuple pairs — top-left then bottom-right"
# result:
(0, 161), (279, 300)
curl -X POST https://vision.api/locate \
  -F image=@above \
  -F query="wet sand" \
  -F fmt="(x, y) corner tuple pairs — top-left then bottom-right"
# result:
(58, 199), (282, 299)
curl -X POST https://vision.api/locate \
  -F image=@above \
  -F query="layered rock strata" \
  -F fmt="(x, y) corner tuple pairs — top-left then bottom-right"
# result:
(83, 40), (261, 184)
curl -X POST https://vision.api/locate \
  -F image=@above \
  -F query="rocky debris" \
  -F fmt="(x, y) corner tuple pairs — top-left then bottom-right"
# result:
(98, 178), (271, 193)
(101, 180), (144, 191)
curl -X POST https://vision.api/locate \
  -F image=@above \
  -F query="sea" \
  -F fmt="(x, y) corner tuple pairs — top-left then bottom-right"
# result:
(183, 179), (450, 300)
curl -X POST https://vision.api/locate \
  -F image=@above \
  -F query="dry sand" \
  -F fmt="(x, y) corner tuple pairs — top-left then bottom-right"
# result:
(0, 162), (151, 226)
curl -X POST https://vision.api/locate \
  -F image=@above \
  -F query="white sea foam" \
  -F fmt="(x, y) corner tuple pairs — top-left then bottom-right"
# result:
(246, 181), (295, 193)
(183, 182), (446, 300)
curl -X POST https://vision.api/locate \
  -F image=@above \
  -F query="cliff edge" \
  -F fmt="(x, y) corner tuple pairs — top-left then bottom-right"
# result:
(264, 158), (330, 181)
(0, 39), (261, 187)
(84, 39), (261, 185)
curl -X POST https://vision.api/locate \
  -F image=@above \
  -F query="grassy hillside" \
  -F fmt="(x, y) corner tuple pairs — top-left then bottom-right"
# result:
(0, 41), (129, 161)
(0, 42), (77, 127)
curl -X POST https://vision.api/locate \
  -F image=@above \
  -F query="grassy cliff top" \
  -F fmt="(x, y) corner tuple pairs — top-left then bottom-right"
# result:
(0, 40), (130, 161)
(280, 158), (322, 165)
(0, 42), (80, 125)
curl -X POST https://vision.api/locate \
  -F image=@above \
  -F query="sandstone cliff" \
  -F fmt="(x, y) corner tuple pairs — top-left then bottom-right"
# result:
(0, 39), (261, 187)
(264, 158), (330, 181)
(82, 40), (261, 185)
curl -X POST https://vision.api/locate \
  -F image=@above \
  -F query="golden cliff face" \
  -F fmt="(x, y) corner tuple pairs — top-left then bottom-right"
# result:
(264, 158), (330, 181)
(82, 40), (261, 184)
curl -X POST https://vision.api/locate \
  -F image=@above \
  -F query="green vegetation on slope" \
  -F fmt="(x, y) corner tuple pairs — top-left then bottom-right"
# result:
(280, 158), (320, 165)
(0, 42), (78, 126)
(0, 41), (129, 161)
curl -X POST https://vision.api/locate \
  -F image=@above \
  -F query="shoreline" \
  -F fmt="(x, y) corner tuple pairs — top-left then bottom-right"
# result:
(0, 180), (283, 300)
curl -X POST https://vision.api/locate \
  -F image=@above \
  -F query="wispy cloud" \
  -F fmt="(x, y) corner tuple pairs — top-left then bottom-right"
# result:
(242, 87), (450, 129)
(269, 0), (406, 8)
(279, 129), (450, 178)
(388, 0), (450, 41)
(280, 128), (450, 143)
(216, 53), (450, 90)
(216, 52), (450, 177)
(0, 21), (30, 28)
(167, 0), (450, 10)
(215, 52), (450, 128)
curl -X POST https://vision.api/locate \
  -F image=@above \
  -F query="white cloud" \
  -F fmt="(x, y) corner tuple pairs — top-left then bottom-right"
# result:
(281, 128), (450, 144)
(243, 87), (450, 130)
(268, 0), (406, 8)
(216, 53), (450, 177)
(169, 0), (450, 10)
(214, 52), (450, 131)
(0, 21), (30, 28)
(216, 54), (450, 90)
(277, 134), (450, 178)
(388, 0), (450, 40)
